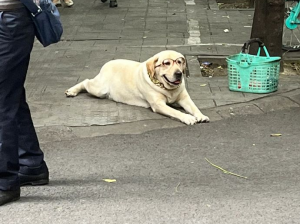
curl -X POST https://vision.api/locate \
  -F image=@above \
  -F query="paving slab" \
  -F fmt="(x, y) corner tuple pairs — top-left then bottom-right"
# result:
(21, 0), (300, 141)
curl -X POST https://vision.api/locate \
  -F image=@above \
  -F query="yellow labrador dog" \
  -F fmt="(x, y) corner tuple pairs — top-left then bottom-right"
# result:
(65, 50), (209, 125)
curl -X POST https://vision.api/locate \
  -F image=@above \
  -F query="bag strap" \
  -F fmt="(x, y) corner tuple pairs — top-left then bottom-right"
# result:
(19, 0), (42, 17)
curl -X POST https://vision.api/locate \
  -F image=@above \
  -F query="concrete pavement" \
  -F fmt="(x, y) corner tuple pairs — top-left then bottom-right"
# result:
(24, 0), (300, 143)
(1, 108), (300, 223)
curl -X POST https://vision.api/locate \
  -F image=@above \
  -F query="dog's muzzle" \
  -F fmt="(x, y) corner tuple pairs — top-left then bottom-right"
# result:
(163, 71), (182, 85)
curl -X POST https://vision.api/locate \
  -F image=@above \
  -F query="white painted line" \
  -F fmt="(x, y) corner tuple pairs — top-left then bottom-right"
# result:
(184, 0), (195, 5)
(186, 19), (201, 45)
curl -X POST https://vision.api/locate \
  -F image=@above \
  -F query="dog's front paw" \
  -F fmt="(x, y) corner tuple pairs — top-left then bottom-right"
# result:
(181, 114), (198, 125)
(195, 114), (210, 123)
(65, 89), (78, 97)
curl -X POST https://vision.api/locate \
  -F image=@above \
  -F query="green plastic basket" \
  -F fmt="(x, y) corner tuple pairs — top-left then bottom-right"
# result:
(226, 38), (281, 93)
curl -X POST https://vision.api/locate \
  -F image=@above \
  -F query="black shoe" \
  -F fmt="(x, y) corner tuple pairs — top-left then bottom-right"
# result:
(0, 189), (20, 206)
(19, 171), (49, 186)
(110, 0), (117, 7)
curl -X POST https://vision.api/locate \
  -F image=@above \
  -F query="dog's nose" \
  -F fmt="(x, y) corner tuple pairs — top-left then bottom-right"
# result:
(174, 71), (182, 80)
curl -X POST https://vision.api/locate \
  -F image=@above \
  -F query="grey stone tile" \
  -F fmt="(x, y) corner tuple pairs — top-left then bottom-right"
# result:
(23, 0), (299, 129)
(192, 99), (216, 109)
(190, 45), (218, 54)
(167, 38), (185, 45)
(143, 38), (168, 45)
(166, 46), (191, 55)
(216, 104), (263, 118)
(254, 96), (300, 112)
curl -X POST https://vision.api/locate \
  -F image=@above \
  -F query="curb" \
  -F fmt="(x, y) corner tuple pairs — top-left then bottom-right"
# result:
(36, 89), (300, 144)
(207, 88), (300, 121)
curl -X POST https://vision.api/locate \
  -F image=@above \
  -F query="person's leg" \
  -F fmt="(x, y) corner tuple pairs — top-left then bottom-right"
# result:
(64, 0), (74, 7)
(100, 0), (118, 7)
(109, 0), (117, 7)
(52, 0), (62, 7)
(0, 8), (35, 205)
(18, 88), (49, 186)
(109, 0), (118, 8)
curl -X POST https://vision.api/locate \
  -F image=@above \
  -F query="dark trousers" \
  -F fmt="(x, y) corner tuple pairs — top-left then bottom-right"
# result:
(0, 8), (45, 190)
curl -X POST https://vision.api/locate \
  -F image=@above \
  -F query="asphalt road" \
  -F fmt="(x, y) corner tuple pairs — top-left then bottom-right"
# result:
(1, 108), (300, 224)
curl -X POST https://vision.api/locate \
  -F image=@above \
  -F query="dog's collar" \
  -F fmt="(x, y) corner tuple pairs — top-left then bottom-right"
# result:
(148, 72), (167, 90)
(147, 72), (181, 90)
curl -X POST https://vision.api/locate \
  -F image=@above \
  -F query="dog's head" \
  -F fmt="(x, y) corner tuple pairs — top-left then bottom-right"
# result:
(146, 50), (186, 90)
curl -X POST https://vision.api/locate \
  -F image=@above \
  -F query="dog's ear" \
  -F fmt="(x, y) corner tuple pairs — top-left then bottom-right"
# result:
(183, 58), (189, 78)
(146, 56), (159, 78)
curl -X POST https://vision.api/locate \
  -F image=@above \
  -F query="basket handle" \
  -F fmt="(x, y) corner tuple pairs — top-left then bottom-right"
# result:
(241, 38), (270, 58)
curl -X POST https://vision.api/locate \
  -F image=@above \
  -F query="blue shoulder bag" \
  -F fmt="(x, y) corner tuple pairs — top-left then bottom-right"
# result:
(19, 0), (63, 47)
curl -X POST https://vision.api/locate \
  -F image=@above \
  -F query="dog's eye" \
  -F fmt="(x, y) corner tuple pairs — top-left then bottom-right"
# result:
(176, 58), (185, 65)
(162, 60), (171, 66)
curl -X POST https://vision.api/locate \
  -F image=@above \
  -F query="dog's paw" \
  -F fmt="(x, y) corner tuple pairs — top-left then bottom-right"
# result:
(195, 114), (210, 123)
(181, 114), (198, 125)
(65, 89), (78, 97)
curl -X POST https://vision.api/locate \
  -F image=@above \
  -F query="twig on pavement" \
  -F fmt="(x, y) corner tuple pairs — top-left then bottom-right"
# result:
(205, 158), (248, 179)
